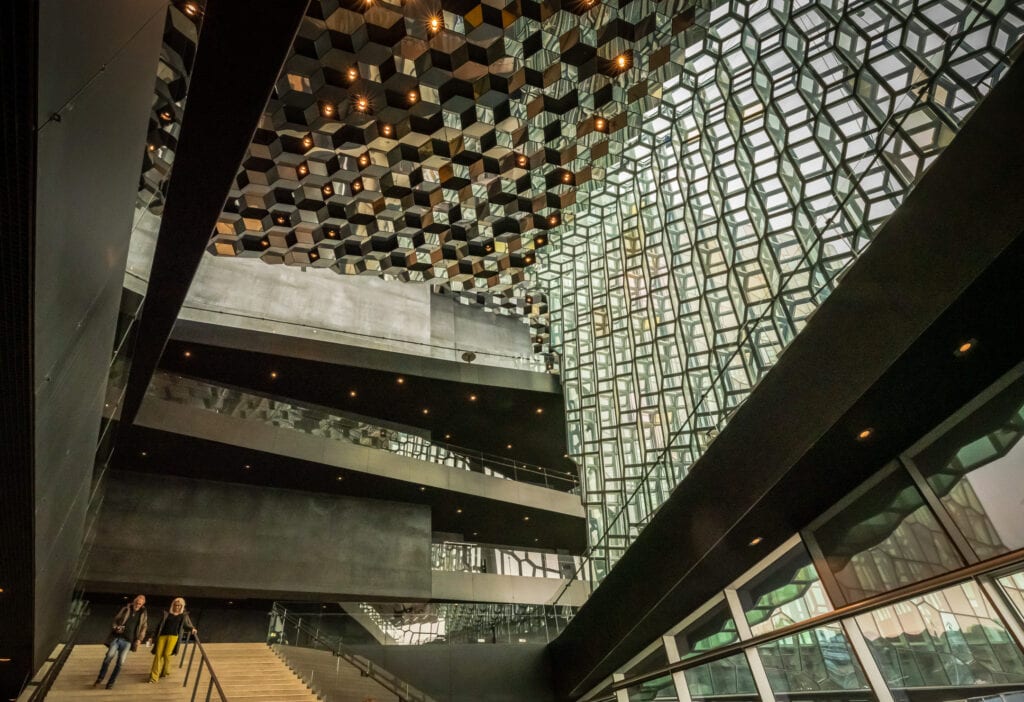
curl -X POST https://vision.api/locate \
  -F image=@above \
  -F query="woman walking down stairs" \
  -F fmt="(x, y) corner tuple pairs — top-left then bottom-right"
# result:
(44, 642), (319, 701)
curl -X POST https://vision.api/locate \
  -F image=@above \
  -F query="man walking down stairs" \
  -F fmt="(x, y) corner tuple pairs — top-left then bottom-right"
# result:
(45, 643), (319, 701)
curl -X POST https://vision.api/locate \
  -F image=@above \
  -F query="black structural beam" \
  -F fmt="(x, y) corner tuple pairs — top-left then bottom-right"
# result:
(119, 0), (309, 424)
(0, 0), (38, 697)
(549, 58), (1024, 700)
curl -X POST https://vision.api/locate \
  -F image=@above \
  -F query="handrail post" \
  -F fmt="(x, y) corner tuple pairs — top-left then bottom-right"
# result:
(183, 635), (198, 686)
(189, 658), (203, 702)
(205, 675), (214, 702)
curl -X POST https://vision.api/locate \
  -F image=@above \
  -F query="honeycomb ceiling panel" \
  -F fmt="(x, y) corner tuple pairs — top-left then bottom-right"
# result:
(207, 0), (700, 290)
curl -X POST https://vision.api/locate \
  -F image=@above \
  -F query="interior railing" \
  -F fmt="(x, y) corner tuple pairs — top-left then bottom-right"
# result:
(269, 603), (437, 702)
(147, 371), (580, 492)
(16, 598), (91, 701)
(176, 632), (228, 702)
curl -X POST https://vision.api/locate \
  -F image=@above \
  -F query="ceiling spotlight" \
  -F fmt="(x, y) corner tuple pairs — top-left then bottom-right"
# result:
(309, 251), (318, 260)
(749, 536), (764, 546)
(147, 143), (156, 152)
(358, 154), (369, 166)
(407, 90), (419, 104)
(182, 1), (200, 16)
(346, 67), (359, 82)
(469, 394), (477, 401)
(354, 96), (369, 112)
(380, 123), (393, 137)
(352, 180), (363, 192)
(535, 237), (546, 246)
(243, 464), (251, 469)
(444, 433), (451, 440)
(297, 164), (308, 176)
(614, 53), (631, 71)
(275, 215), (287, 225)
(428, 16), (443, 33)
(523, 515), (529, 521)
(422, 408), (430, 415)
(595, 116), (607, 132)
(140, 451), (147, 457)
(536, 408), (543, 414)
(419, 486), (426, 491)
(349, 390), (357, 397)
(548, 215), (559, 226)
(856, 427), (874, 441)
(320, 102), (335, 117)
(396, 377), (405, 384)
(456, 508), (462, 514)
(183, 350), (192, 358)
(326, 229), (337, 238)
(336, 475), (345, 481)
(302, 135), (314, 148)
(507, 444), (513, 449)
(954, 338), (977, 357)
(562, 172), (572, 184)
(159, 110), (173, 121)
(322, 184), (333, 196)
(517, 155), (528, 167)
(270, 371), (278, 379)
(261, 240), (270, 247)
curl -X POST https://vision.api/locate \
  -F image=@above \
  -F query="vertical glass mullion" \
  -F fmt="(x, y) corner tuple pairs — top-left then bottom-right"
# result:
(724, 590), (774, 702)
(840, 618), (895, 702)
(799, 526), (849, 608)
(978, 575), (1024, 654)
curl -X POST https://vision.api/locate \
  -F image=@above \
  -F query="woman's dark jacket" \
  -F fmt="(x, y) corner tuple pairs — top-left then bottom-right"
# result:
(151, 610), (196, 656)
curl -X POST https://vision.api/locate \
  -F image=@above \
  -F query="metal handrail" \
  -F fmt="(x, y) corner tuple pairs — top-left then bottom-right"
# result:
(17, 599), (91, 701)
(177, 632), (228, 701)
(270, 604), (437, 702)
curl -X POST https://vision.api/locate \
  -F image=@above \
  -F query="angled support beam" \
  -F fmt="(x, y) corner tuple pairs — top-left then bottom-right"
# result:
(120, 0), (309, 424)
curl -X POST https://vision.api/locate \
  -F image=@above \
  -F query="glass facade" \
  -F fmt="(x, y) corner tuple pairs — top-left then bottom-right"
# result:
(536, 0), (1024, 580)
(856, 581), (1024, 696)
(587, 367), (1024, 702)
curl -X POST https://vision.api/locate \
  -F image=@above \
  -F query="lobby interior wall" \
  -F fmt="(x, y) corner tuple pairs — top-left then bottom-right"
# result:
(31, 0), (165, 667)
(80, 472), (433, 601)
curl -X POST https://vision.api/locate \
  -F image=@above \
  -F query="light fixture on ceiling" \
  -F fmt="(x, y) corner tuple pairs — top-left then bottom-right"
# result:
(352, 180), (363, 192)
(159, 110), (173, 122)
(336, 475), (345, 481)
(749, 536), (763, 546)
(422, 408), (429, 414)
(856, 427), (874, 441)
(380, 123), (393, 137)
(182, 1), (200, 16)
(427, 16), (443, 34)
(396, 377), (405, 384)
(140, 451), (147, 457)
(183, 350), (192, 358)
(456, 508), (462, 514)
(517, 154), (528, 167)
(614, 53), (631, 71)
(349, 390), (357, 397)
(523, 515), (529, 521)
(419, 486), (426, 492)
(346, 67), (359, 82)
(297, 164), (308, 176)
(469, 394), (477, 401)
(270, 371), (278, 379)
(594, 116), (607, 132)
(309, 251), (318, 260)
(354, 96), (369, 113)
(261, 240), (270, 247)
(562, 172), (572, 184)
(322, 184), (333, 196)
(326, 229), (337, 238)
(147, 143), (157, 152)
(548, 214), (559, 226)
(444, 433), (451, 440)
(358, 153), (369, 166)
(320, 102), (335, 117)
(954, 338), (977, 357)
(302, 135), (314, 148)
(536, 408), (543, 414)
(243, 464), (251, 470)
(407, 89), (419, 104)
(506, 444), (513, 449)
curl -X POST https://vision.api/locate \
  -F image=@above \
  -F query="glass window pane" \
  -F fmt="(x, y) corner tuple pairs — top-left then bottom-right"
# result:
(756, 623), (872, 695)
(912, 374), (1024, 559)
(856, 580), (1024, 697)
(738, 544), (833, 636)
(684, 652), (758, 702)
(812, 467), (964, 603)
(998, 569), (1024, 622)
(627, 674), (679, 702)
(676, 603), (741, 659)
(626, 646), (669, 677)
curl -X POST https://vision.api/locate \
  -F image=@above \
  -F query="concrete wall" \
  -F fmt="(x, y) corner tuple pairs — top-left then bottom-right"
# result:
(349, 643), (557, 702)
(171, 252), (546, 375)
(81, 472), (432, 600)
(32, 0), (166, 667)
(431, 571), (589, 606)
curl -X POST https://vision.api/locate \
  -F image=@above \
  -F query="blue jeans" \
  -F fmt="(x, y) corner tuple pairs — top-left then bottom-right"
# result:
(96, 637), (131, 685)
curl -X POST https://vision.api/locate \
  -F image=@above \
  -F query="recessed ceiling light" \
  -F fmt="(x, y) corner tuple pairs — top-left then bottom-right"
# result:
(506, 444), (513, 449)
(469, 394), (477, 401)
(336, 475), (344, 481)
(0, 658), (10, 663)
(595, 116), (607, 132)
(523, 515), (530, 521)
(407, 90), (419, 104)
(456, 508), (462, 514)
(0, 587), (5, 594)
(422, 408), (429, 414)
(270, 371), (278, 379)
(614, 53), (630, 70)
(444, 433), (451, 440)
(396, 377), (405, 384)
(954, 338), (977, 357)
(472, 531), (478, 536)
(243, 464), (251, 470)
(427, 16), (443, 33)
(182, 2), (200, 17)
(183, 350), (191, 358)
(349, 390), (357, 397)
(534, 538), (538, 542)
(140, 451), (147, 457)
(857, 428), (874, 441)
(302, 136), (313, 148)
(749, 536), (763, 546)
(536, 408), (543, 414)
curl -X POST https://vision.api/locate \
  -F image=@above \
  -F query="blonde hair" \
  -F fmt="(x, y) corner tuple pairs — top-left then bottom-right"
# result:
(170, 597), (186, 611)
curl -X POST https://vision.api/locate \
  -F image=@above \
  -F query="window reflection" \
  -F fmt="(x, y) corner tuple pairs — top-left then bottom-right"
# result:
(683, 652), (758, 702)
(627, 674), (679, 702)
(756, 623), (871, 697)
(998, 570), (1024, 622)
(675, 603), (740, 659)
(738, 545), (833, 636)
(812, 467), (963, 603)
(912, 374), (1024, 560)
(856, 580), (1024, 699)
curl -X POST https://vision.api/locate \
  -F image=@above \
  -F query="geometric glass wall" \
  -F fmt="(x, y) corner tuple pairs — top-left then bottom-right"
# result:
(540, 0), (1024, 580)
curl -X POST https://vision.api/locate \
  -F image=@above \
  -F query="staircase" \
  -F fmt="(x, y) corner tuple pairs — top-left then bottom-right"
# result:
(272, 644), (399, 702)
(45, 643), (319, 701)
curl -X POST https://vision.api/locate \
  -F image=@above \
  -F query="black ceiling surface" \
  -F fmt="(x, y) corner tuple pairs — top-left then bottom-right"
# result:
(112, 424), (586, 553)
(158, 337), (571, 471)
(548, 55), (1024, 701)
